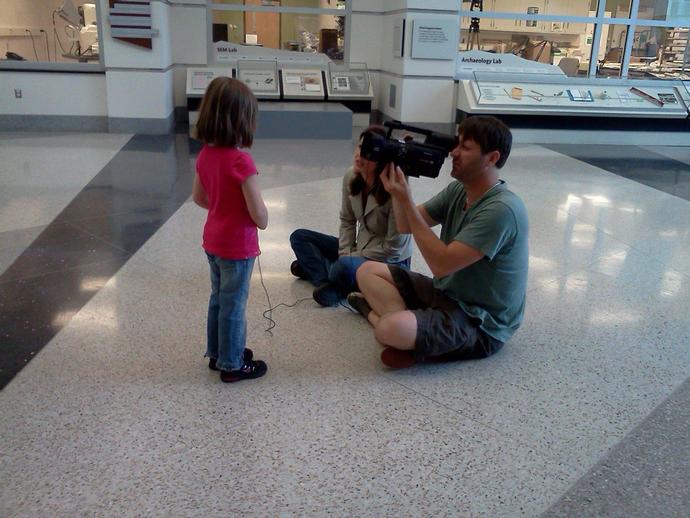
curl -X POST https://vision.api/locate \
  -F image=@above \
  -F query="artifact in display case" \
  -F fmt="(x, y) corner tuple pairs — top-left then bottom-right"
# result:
(237, 60), (280, 99)
(566, 89), (594, 102)
(326, 62), (374, 100)
(456, 71), (690, 118)
(281, 68), (326, 100)
(186, 67), (234, 97)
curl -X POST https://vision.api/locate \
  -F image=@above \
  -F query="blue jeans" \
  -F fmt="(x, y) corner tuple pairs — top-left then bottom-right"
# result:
(289, 228), (410, 296)
(205, 253), (255, 371)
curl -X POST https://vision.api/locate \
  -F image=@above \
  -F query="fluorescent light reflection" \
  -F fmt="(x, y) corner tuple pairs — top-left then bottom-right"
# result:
(589, 311), (640, 325)
(529, 255), (556, 271)
(583, 194), (611, 207)
(52, 311), (75, 327)
(597, 250), (629, 277)
(259, 242), (292, 252)
(569, 223), (597, 247)
(264, 200), (287, 210)
(618, 206), (643, 214)
(80, 277), (109, 292)
(560, 194), (582, 212)
(660, 270), (683, 297)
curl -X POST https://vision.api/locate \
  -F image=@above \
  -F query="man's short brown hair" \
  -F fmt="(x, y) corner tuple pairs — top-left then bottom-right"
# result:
(195, 77), (258, 148)
(458, 116), (512, 169)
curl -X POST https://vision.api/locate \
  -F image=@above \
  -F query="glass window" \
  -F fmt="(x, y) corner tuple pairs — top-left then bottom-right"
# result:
(476, 0), (592, 18)
(213, 1), (344, 8)
(636, 0), (689, 22)
(0, 0), (100, 64)
(601, 0), (632, 18)
(629, 26), (689, 79)
(460, 22), (596, 77)
(596, 24), (628, 77)
(211, 10), (344, 59)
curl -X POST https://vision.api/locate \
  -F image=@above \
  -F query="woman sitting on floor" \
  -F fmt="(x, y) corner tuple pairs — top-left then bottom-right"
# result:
(289, 125), (413, 306)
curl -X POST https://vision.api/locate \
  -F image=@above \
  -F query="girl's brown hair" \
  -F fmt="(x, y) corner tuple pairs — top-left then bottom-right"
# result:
(195, 77), (258, 148)
(349, 125), (390, 206)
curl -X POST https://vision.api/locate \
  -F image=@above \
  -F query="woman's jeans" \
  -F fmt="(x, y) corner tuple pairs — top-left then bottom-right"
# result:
(289, 228), (410, 296)
(205, 253), (255, 371)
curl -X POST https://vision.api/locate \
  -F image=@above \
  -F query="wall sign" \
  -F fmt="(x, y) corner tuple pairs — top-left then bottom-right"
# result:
(410, 19), (458, 60)
(109, 0), (157, 49)
(455, 50), (564, 78)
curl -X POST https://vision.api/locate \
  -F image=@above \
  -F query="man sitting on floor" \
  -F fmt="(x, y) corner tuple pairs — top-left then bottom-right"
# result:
(348, 116), (529, 368)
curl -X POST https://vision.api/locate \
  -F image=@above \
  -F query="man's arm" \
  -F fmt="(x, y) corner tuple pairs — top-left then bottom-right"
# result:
(387, 164), (439, 234)
(383, 165), (483, 278)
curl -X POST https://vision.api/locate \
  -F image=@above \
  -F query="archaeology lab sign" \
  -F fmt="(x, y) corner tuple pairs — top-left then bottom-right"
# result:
(455, 51), (561, 78)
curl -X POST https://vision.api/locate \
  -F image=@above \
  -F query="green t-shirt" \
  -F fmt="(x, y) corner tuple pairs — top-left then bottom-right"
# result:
(423, 180), (529, 342)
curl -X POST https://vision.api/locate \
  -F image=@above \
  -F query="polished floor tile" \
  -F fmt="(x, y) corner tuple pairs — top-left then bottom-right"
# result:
(1, 135), (690, 516)
(546, 143), (690, 201)
(0, 132), (132, 233)
(0, 133), (196, 389)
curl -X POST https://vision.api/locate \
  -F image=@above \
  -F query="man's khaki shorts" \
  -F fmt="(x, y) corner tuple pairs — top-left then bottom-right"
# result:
(388, 265), (503, 361)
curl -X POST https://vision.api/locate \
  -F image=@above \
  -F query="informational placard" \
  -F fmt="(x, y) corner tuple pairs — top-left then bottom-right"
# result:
(410, 19), (458, 60)
(238, 70), (277, 91)
(185, 68), (234, 97)
(332, 75), (350, 91)
(191, 71), (215, 91)
(283, 71), (322, 93)
(282, 69), (326, 99)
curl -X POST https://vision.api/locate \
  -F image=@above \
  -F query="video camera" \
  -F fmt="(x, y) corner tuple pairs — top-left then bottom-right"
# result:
(359, 121), (457, 179)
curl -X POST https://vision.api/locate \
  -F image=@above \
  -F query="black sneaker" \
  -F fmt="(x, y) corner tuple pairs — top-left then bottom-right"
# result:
(313, 283), (341, 307)
(290, 260), (307, 280)
(209, 348), (253, 371)
(347, 292), (372, 319)
(220, 360), (268, 383)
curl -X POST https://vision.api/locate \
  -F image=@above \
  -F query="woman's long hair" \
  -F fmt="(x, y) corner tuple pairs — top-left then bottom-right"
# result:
(349, 125), (389, 206)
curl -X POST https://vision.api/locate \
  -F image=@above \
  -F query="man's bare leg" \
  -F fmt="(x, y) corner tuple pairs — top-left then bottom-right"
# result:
(356, 261), (406, 326)
(375, 312), (417, 350)
(355, 261), (418, 351)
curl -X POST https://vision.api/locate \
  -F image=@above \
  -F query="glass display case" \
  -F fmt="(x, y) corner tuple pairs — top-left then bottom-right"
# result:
(237, 59), (280, 99)
(325, 62), (374, 100)
(458, 71), (690, 117)
(280, 66), (326, 99)
(185, 67), (234, 97)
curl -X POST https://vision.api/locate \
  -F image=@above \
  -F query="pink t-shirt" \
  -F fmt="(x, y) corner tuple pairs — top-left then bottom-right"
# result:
(196, 145), (260, 259)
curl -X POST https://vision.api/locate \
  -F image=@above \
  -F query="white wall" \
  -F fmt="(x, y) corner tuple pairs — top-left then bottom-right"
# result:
(349, 1), (459, 124)
(349, 13), (383, 70)
(400, 78), (456, 122)
(106, 69), (173, 119)
(170, 3), (207, 108)
(0, 72), (107, 115)
(351, 0), (384, 12)
(171, 5), (207, 65)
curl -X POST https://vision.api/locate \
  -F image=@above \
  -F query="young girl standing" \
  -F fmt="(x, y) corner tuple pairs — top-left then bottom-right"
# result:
(192, 77), (268, 383)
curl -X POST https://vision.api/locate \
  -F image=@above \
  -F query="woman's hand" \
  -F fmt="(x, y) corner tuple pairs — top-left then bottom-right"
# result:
(380, 163), (411, 203)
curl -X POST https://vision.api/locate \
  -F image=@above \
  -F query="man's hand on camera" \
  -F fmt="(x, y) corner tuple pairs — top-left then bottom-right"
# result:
(381, 163), (411, 203)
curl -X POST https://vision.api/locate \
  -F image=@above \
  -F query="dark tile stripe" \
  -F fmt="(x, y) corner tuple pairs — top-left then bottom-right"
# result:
(544, 144), (690, 202)
(542, 375), (690, 517)
(0, 134), (195, 390)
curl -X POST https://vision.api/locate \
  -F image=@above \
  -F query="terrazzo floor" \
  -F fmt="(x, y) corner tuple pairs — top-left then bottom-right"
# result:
(1, 131), (689, 517)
